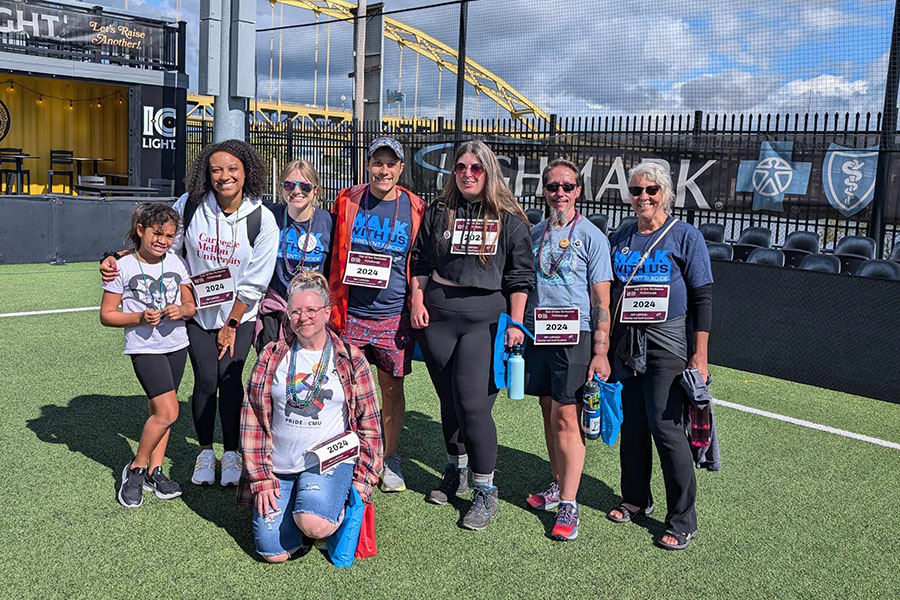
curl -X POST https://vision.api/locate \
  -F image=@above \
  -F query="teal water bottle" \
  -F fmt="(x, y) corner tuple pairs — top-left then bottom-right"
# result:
(507, 344), (525, 400)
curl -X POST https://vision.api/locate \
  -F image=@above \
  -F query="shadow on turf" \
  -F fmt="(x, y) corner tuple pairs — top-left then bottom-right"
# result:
(27, 394), (260, 559)
(397, 410), (635, 538)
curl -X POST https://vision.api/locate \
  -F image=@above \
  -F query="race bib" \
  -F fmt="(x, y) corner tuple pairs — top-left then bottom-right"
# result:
(534, 307), (580, 345)
(309, 431), (360, 473)
(450, 219), (499, 255)
(190, 268), (234, 308)
(343, 251), (392, 289)
(620, 285), (670, 323)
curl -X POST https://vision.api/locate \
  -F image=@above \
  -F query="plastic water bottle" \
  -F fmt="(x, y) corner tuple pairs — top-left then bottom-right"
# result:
(689, 403), (711, 447)
(507, 345), (525, 400)
(581, 379), (601, 440)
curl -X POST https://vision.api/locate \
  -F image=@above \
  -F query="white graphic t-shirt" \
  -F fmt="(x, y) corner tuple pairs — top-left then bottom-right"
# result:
(270, 346), (348, 474)
(102, 253), (191, 355)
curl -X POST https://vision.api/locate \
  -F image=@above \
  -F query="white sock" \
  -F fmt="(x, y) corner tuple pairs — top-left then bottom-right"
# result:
(559, 500), (577, 508)
(449, 454), (469, 469)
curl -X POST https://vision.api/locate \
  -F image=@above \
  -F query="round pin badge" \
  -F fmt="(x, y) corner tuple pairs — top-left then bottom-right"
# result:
(559, 238), (570, 249)
(573, 239), (583, 248)
(443, 230), (451, 239)
(621, 246), (630, 254)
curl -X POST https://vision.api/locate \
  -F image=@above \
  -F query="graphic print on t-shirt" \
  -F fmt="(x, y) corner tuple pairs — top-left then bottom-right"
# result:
(535, 238), (578, 285)
(351, 210), (410, 254)
(613, 248), (672, 283)
(278, 228), (325, 264)
(126, 272), (184, 308)
(284, 361), (339, 420)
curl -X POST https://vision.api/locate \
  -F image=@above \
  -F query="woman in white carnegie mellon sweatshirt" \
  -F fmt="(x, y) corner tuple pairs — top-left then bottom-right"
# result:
(102, 140), (278, 487)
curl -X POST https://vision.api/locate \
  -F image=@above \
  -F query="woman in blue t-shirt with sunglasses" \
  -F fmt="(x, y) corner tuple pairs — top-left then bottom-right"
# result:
(606, 161), (713, 551)
(256, 159), (335, 353)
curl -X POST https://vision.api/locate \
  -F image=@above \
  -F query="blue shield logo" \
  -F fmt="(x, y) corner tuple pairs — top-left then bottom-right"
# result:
(822, 143), (878, 218)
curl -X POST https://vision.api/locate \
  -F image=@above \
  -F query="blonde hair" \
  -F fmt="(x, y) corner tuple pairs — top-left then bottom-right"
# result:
(287, 271), (330, 307)
(439, 140), (529, 263)
(278, 159), (320, 206)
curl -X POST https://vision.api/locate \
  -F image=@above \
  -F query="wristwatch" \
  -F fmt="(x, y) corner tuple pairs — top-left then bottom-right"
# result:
(226, 318), (239, 329)
(101, 251), (122, 263)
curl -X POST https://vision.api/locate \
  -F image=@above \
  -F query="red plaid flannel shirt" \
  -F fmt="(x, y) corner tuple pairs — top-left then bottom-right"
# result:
(237, 329), (383, 505)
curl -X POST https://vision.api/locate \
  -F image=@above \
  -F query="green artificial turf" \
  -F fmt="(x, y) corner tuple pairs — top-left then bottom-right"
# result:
(1, 263), (898, 599)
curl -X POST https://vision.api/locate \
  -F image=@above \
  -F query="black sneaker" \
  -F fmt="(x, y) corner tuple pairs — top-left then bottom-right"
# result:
(426, 463), (469, 505)
(118, 463), (147, 508)
(461, 484), (499, 531)
(143, 466), (183, 500)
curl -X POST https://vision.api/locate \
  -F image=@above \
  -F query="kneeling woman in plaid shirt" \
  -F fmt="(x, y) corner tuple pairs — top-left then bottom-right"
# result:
(238, 272), (383, 562)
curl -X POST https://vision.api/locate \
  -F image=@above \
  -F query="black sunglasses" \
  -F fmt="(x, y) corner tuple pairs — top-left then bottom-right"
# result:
(544, 182), (578, 193)
(628, 185), (661, 197)
(281, 180), (316, 194)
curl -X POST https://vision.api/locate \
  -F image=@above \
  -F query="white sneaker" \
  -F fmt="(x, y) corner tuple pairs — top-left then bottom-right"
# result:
(191, 449), (216, 485)
(221, 450), (242, 487)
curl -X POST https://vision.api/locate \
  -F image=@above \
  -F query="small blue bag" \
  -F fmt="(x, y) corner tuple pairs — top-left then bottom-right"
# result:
(595, 375), (624, 446)
(326, 486), (365, 568)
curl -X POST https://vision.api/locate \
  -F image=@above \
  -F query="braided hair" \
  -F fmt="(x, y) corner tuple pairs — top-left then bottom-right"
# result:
(184, 139), (267, 206)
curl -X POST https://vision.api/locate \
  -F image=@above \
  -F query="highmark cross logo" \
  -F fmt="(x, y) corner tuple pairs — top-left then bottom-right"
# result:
(736, 141), (811, 212)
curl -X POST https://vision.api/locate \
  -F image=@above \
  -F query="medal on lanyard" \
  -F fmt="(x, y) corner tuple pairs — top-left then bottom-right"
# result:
(537, 212), (580, 277)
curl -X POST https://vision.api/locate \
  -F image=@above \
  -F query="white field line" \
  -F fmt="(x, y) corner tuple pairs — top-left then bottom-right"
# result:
(0, 306), (100, 318)
(713, 397), (900, 450)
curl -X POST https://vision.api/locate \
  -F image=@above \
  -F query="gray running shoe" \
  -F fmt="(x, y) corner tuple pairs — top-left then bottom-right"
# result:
(380, 454), (406, 492)
(143, 466), (183, 500)
(426, 463), (469, 505)
(461, 484), (499, 531)
(118, 463), (146, 508)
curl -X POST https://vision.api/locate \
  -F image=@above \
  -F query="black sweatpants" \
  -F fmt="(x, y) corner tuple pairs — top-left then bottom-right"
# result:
(186, 319), (256, 451)
(619, 341), (698, 534)
(418, 281), (505, 475)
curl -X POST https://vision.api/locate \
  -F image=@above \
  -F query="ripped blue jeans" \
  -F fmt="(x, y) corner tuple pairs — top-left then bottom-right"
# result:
(251, 463), (353, 557)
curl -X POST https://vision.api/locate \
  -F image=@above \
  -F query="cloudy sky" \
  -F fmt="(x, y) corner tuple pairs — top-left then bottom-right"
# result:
(106, 0), (893, 119)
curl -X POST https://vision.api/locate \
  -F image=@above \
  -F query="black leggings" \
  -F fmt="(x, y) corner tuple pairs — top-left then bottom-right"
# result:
(619, 341), (697, 534)
(186, 319), (256, 451)
(418, 281), (505, 474)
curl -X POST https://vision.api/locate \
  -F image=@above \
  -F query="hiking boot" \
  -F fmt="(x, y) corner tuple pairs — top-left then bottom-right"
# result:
(143, 466), (183, 500)
(526, 480), (560, 511)
(551, 503), (580, 541)
(461, 484), (499, 531)
(426, 463), (469, 505)
(118, 463), (147, 508)
(191, 449), (216, 485)
(221, 450), (242, 487)
(380, 454), (406, 492)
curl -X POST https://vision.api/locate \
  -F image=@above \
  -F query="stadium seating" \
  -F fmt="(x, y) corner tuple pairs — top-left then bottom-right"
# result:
(586, 213), (608, 235)
(699, 222), (725, 243)
(798, 254), (841, 273)
(525, 208), (543, 226)
(855, 259), (900, 280)
(706, 242), (733, 261)
(614, 215), (638, 232)
(834, 235), (876, 274)
(747, 247), (785, 267)
(731, 226), (772, 262)
(889, 243), (900, 263)
(781, 231), (820, 268)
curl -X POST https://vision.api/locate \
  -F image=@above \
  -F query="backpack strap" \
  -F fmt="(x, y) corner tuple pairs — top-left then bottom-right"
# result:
(181, 199), (200, 259)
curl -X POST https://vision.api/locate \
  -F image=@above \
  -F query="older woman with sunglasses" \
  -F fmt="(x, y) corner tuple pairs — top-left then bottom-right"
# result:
(410, 140), (535, 531)
(256, 160), (335, 353)
(239, 272), (383, 562)
(605, 162), (713, 551)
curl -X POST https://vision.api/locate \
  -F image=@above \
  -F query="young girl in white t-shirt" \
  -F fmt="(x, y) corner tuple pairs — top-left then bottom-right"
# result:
(101, 203), (196, 508)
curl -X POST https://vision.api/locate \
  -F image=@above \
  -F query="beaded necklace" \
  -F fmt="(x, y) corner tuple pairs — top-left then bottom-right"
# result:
(285, 334), (332, 409)
(361, 188), (400, 253)
(136, 253), (165, 310)
(214, 198), (241, 266)
(280, 206), (314, 277)
(537, 210), (580, 278)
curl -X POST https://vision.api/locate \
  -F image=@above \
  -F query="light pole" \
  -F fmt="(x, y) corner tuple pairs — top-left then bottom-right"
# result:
(341, 95), (346, 110)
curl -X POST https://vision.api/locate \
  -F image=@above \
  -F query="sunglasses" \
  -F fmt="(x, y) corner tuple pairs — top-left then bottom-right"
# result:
(544, 182), (578, 193)
(628, 185), (661, 197)
(281, 180), (316, 194)
(454, 163), (485, 177)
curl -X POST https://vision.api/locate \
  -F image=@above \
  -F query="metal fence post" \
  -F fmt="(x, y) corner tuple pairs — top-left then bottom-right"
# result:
(686, 109), (703, 226)
(454, 1), (469, 141)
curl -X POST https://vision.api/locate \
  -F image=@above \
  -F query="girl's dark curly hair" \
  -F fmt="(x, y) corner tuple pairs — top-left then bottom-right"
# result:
(125, 202), (181, 249)
(184, 139), (268, 206)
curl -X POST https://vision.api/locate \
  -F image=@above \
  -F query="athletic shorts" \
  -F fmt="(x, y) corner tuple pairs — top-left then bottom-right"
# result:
(342, 312), (413, 377)
(523, 333), (592, 405)
(130, 347), (188, 399)
(251, 463), (353, 557)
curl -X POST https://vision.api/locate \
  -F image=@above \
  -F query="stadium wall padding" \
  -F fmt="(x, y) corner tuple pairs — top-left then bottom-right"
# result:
(709, 261), (900, 404)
